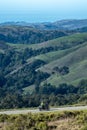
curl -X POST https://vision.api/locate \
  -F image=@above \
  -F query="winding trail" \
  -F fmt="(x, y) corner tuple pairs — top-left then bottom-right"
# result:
(0, 106), (87, 115)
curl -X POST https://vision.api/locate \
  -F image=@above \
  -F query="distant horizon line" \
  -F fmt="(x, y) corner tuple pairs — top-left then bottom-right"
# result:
(0, 18), (87, 24)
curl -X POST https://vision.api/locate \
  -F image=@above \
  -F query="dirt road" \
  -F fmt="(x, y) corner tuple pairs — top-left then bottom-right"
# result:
(0, 105), (87, 115)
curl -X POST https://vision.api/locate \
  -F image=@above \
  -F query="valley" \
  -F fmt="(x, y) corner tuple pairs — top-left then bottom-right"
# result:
(0, 20), (87, 109)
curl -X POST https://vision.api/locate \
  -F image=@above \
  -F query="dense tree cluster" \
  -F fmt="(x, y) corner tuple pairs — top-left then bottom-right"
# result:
(0, 47), (51, 108)
(0, 77), (87, 108)
(0, 26), (68, 44)
(53, 66), (69, 75)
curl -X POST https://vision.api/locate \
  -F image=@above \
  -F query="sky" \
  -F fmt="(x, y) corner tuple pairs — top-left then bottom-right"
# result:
(0, 0), (87, 23)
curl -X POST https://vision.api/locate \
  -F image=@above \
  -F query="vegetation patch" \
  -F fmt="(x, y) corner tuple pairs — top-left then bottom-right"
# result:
(0, 110), (86, 130)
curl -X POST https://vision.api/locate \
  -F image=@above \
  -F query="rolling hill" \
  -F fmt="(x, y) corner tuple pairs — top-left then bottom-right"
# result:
(1, 32), (87, 86)
(0, 29), (87, 108)
(4, 33), (87, 87)
(0, 25), (69, 44)
(19, 37), (87, 89)
(1, 19), (87, 30)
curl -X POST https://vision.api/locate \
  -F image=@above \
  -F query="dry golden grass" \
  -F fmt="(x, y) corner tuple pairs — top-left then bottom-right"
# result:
(0, 123), (7, 130)
(0, 110), (86, 130)
(48, 118), (83, 130)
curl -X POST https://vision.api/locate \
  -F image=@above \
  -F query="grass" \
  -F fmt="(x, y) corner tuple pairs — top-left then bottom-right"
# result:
(38, 43), (87, 86)
(46, 59), (87, 86)
(48, 118), (82, 130)
(0, 49), (4, 53)
(27, 43), (83, 63)
(30, 32), (87, 49)
(40, 42), (87, 71)
(23, 84), (35, 94)
(6, 32), (87, 90)
(8, 32), (87, 51)
(0, 110), (87, 130)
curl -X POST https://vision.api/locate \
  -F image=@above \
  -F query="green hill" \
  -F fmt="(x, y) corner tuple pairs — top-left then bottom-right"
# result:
(0, 25), (69, 44)
(1, 32), (87, 108)
(5, 32), (87, 87)
(9, 32), (87, 50)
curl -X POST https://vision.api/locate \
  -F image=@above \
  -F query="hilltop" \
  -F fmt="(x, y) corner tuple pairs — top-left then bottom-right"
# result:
(1, 19), (87, 30)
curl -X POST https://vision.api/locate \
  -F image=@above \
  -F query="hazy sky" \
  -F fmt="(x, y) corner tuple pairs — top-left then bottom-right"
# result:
(0, 0), (87, 22)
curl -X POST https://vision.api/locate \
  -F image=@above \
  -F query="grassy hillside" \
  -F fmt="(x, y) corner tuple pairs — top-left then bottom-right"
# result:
(37, 42), (87, 86)
(21, 43), (87, 88)
(7, 32), (87, 88)
(1, 32), (87, 108)
(10, 32), (87, 50)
